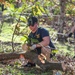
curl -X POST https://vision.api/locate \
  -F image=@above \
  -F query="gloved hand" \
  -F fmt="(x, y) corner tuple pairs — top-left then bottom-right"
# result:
(30, 44), (36, 50)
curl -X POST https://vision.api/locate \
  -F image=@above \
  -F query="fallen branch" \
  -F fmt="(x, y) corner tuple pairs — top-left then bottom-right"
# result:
(0, 52), (66, 71)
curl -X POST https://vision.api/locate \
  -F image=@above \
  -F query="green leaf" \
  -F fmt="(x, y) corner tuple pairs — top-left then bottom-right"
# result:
(17, 7), (24, 13)
(7, 3), (15, 11)
(20, 36), (27, 41)
(39, 6), (45, 13)
(31, 38), (39, 44)
(52, 49), (58, 53)
(3, 10), (10, 15)
(35, 1), (40, 5)
(20, 16), (27, 22)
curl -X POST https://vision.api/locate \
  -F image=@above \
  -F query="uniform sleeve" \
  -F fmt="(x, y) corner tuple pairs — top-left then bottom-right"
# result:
(41, 28), (49, 38)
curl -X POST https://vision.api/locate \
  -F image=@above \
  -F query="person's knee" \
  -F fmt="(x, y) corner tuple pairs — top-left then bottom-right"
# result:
(41, 46), (51, 54)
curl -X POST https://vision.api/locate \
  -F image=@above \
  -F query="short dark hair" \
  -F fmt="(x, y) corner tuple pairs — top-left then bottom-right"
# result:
(27, 16), (38, 26)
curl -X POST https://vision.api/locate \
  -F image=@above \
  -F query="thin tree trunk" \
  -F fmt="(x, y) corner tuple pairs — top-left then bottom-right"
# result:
(57, 0), (66, 42)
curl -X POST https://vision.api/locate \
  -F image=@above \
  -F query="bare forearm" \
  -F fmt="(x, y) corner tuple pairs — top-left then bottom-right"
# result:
(36, 36), (50, 48)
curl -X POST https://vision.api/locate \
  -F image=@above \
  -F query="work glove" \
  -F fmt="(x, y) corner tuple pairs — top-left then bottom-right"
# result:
(30, 44), (36, 50)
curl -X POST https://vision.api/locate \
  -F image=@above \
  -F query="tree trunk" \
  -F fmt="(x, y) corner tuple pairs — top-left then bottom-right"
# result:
(0, 52), (25, 61)
(57, 0), (66, 42)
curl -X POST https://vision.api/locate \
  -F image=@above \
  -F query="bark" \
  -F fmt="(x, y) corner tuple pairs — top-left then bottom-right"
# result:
(24, 51), (66, 71)
(39, 61), (66, 71)
(0, 52), (25, 61)
(57, 0), (66, 42)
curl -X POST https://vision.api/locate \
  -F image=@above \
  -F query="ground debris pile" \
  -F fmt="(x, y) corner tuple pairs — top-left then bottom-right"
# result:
(54, 54), (75, 75)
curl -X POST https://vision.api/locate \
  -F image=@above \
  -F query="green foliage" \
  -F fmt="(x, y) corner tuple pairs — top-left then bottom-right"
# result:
(31, 4), (45, 16)
(24, 35), (31, 45)
(22, 35), (39, 45)
(52, 49), (58, 54)
(0, 68), (4, 74)
(5, 0), (16, 3)
(20, 16), (27, 22)
(43, 0), (54, 7)
(66, 3), (75, 15)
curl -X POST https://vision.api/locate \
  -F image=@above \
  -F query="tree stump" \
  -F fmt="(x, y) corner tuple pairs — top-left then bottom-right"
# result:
(24, 50), (66, 71)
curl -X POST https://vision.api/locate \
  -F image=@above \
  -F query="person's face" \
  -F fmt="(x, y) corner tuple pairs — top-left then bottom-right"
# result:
(29, 23), (37, 32)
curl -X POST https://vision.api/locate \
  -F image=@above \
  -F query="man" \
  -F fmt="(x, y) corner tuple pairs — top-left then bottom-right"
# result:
(22, 16), (55, 67)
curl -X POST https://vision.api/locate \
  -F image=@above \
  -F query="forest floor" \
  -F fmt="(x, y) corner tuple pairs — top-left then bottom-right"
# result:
(0, 23), (75, 75)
